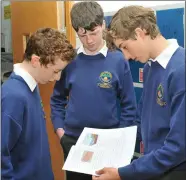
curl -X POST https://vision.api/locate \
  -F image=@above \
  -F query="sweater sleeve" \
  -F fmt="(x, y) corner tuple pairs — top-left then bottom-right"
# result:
(1, 113), (22, 180)
(50, 70), (69, 131)
(1, 93), (24, 180)
(118, 58), (137, 128)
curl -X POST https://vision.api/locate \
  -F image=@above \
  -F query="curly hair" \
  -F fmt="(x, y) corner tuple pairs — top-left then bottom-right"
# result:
(24, 28), (76, 66)
(104, 29), (117, 51)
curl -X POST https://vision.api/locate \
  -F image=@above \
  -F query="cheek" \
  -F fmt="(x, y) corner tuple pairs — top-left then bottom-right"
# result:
(132, 43), (145, 54)
(138, 41), (147, 52)
(42, 69), (53, 79)
(82, 38), (86, 44)
(128, 46), (137, 56)
(97, 34), (103, 41)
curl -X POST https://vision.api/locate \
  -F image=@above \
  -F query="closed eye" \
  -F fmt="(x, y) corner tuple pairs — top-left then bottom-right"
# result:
(122, 46), (128, 50)
(54, 70), (62, 74)
(79, 35), (86, 38)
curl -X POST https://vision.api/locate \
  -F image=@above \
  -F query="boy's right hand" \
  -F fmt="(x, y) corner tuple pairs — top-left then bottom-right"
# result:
(56, 128), (65, 139)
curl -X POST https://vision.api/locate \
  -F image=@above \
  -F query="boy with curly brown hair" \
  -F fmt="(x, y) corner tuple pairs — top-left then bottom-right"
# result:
(1, 27), (76, 180)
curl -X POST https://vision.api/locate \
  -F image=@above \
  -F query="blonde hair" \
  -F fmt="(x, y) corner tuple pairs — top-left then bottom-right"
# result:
(106, 5), (160, 50)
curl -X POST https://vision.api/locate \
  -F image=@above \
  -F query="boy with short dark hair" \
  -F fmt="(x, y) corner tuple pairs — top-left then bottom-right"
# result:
(50, 2), (137, 180)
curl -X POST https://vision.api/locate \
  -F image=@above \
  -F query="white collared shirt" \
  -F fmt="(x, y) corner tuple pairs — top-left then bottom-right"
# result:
(14, 63), (37, 92)
(77, 40), (108, 57)
(148, 39), (179, 69)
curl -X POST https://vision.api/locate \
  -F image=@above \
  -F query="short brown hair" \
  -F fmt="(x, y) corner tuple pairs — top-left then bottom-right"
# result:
(106, 5), (160, 50)
(70, 1), (104, 32)
(24, 28), (76, 66)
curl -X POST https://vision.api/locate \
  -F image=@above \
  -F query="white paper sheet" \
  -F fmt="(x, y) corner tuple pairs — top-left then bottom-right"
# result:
(62, 126), (137, 175)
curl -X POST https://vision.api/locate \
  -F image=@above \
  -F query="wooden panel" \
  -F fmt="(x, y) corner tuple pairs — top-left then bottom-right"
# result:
(65, 1), (76, 48)
(11, 1), (65, 180)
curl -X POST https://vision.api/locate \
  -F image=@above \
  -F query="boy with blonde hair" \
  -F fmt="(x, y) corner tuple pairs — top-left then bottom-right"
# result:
(93, 5), (186, 180)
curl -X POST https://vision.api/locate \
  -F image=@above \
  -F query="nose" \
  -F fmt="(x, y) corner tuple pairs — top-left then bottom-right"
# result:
(86, 35), (93, 44)
(54, 71), (61, 81)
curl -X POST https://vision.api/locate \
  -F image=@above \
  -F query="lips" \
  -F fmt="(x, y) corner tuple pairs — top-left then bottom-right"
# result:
(88, 44), (95, 47)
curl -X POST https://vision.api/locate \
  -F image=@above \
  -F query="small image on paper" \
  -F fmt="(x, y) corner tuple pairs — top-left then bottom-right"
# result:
(83, 133), (98, 146)
(81, 151), (94, 162)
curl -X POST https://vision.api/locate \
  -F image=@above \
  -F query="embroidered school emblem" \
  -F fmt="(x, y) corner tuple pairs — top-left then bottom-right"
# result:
(97, 71), (112, 88)
(157, 84), (166, 106)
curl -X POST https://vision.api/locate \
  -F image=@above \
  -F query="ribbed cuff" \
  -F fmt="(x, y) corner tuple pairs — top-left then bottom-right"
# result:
(52, 117), (64, 131)
(118, 164), (136, 180)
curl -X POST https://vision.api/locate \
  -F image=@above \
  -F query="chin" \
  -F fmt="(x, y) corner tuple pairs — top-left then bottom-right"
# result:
(87, 46), (96, 51)
(40, 81), (48, 84)
(87, 49), (96, 52)
(139, 58), (148, 64)
(139, 60), (146, 63)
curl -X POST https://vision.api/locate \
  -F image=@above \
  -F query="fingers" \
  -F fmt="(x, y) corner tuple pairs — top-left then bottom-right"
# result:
(92, 175), (99, 180)
(96, 168), (105, 175)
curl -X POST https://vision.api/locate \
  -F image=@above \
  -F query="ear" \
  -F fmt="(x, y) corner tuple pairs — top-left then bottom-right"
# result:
(102, 20), (106, 30)
(30, 54), (40, 68)
(135, 28), (146, 39)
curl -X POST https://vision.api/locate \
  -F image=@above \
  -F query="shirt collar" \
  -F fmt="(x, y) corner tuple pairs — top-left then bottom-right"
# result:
(77, 40), (108, 57)
(148, 39), (179, 68)
(14, 63), (37, 92)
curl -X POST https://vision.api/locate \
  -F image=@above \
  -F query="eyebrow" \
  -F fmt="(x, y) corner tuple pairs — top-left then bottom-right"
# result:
(78, 32), (86, 36)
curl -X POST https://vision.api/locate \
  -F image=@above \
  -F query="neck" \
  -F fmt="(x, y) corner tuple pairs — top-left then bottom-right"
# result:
(84, 39), (105, 55)
(20, 60), (37, 82)
(149, 35), (170, 59)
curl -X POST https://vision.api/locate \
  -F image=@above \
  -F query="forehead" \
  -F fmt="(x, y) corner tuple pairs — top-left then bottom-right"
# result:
(47, 58), (68, 69)
(77, 26), (101, 35)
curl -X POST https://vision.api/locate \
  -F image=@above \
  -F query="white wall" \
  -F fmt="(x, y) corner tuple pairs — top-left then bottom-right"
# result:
(1, 1), (12, 52)
(75, 1), (185, 48)
(74, 1), (184, 13)
(95, 1), (184, 13)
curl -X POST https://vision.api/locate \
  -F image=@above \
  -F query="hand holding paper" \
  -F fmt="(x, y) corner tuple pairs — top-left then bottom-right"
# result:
(93, 167), (121, 180)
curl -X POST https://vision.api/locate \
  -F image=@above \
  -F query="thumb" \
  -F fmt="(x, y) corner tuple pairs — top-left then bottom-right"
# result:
(96, 168), (106, 175)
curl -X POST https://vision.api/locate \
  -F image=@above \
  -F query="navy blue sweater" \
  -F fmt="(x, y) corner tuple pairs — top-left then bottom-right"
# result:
(119, 47), (186, 179)
(50, 51), (137, 137)
(1, 73), (54, 180)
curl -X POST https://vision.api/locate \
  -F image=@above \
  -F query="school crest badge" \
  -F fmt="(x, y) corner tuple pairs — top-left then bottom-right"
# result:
(157, 84), (166, 106)
(97, 71), (112, 88)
